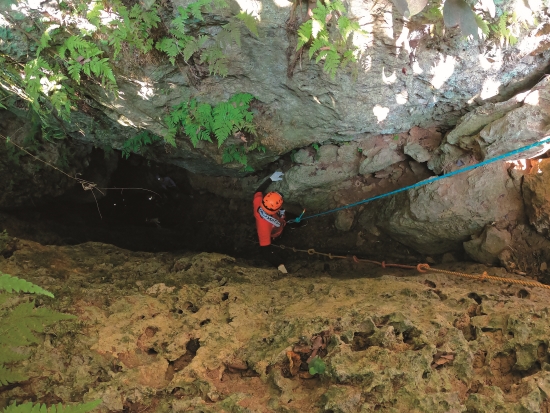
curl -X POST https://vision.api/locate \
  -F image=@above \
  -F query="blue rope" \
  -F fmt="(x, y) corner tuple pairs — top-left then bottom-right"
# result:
(290, 137), (550, 223)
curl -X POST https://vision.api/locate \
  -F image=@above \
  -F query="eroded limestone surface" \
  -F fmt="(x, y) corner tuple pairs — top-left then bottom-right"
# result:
(2, 239), (550, 412)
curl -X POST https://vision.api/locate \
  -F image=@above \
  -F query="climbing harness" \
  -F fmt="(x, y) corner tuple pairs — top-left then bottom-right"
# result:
(288, 136), (550, 223)
(271, 244), (550, 291)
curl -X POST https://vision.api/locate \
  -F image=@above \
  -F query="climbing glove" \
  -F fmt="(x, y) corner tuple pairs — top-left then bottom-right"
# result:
(270, 171), (284, 181)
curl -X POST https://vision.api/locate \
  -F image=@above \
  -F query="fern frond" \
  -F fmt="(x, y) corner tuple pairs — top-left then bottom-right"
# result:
(67, 61), (82, 83)
(3, 400), (102, 413)
(183, 36), (204, 61)
(297, 19), (313, 49)
(200, 46), (228, 76)
(212, 102), (237, 146)
(340, 49), (356, 68)
(330, 0), (346, 13)
(36, 24), (60, 56)
(0, 344), (29, 364)
(0, 365), (27, 385)
(219, 20), (241, 47)
(156, 37), (180, 65)
(0, 301), (75, 348)
(162, 126), (177, 147)
(86, 1), (103, 26)
(235, 11), (259, 37)
(312, 1), (328, 24)
(309, 36), (327, 59)
(323, 49), (340, 78)
(50, 90), (71, 119)
(173, 7), (189, 33)
(0, 273), (54, 297)
(228, 92), (254, 107)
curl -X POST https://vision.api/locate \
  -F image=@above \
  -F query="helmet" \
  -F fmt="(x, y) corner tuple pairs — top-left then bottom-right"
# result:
(262, 192), (283, 215)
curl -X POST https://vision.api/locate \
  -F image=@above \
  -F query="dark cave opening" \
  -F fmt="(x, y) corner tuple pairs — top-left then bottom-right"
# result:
(0, 150), (426, 272)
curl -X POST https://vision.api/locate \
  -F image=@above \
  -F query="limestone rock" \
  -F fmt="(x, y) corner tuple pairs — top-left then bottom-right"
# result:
(358, 136), (406, 175)
(4, 240), (550, 412)
(523, 159), (550, 235)
(404, 126), (442, 163)
(464, 226), (512, 265)
(359, 162), (523, 254)
(335, 209), (356, 231)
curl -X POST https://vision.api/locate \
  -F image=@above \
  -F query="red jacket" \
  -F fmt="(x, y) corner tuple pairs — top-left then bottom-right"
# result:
(253, 192), (285, 246)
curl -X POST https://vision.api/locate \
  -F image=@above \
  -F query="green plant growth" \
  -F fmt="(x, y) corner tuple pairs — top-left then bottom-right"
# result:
(2, 401), (102, 413)
(0, 272), (74, 385)
(95, 0), (161, 59)
(393, 0), (527, 42)
(222, 141), (266, 171)
(155, 0), (258, 76)
(296, 0), (364, 79)
(487, 12), (518, 46)
(121, 131), (161, 159)
(308, 356), (326, 375)
(0, 0), (258, 148)
(0, 272), (102, 411)
(164, 93), (255, 147)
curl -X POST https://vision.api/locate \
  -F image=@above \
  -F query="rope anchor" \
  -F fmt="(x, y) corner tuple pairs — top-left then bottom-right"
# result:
(271, 244), (550, 291)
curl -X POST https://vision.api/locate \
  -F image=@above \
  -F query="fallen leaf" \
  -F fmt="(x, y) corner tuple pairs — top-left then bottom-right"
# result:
(287, 351), (301, 376)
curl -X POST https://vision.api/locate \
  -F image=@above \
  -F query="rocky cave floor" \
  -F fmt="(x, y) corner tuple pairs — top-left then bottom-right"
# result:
(1, 236), (550, 412)
(3, 157), (550, 412)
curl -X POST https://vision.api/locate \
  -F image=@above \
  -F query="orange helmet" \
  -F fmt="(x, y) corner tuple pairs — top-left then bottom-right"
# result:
(262, 192), (283, 215)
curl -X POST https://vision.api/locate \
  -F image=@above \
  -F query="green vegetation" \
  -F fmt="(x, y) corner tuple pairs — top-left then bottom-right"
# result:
(2, 401), (102, 413)
(0, 272), (101, 411)
(308, 356), (326, 375)
(0, 0), (258, 154)
(398, 0), (530, 41)
(121, 131), (161, 159)
(164, 92), (263, 169)
(0, 272), (73, 384)
(297, 0), (364, 79)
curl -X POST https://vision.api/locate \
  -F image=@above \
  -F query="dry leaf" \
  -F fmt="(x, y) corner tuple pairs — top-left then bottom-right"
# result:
(287, 351), (301, 376)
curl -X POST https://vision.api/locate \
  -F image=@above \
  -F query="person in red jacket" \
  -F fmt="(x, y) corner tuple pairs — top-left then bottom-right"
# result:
(253, 171), (287, 246)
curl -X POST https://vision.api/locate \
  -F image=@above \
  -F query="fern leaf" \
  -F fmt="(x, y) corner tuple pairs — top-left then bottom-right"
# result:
(323, 49), (340, 79)
(162, 127), (177, 147)
(0, 301), (75, 348)
(297, 20), (312, 49)
(309, 36), (327, 59)
(219, 20), (241, 47)
(36, 24), (60, 56)
(474, 14), (489, 36)
(312, 1), (328, 25)
(340, 49), (356, 68)
(183, 38), (200, 61)
(0, 365), (27, 385)
(50, 90), (71, 119)
(3, 400), (102, 413)
(188, 1), (205, 20)
(173, 7), (189, 33)
(315, 48), (329, 63)
(156, 37), (180, 64)
(228, 92), (253, 107)
(0, 273), (54, 297)
(331, 0), (346, 13)
(195, 102), (214, 131)
(86, 1), (103, 26)
(235, 11), (259, 37)
(337, 16), (352, 40)
(212, 102), (235, 146)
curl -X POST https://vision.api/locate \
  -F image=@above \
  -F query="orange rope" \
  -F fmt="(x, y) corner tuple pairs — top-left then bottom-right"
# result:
(272, 244), (550, 291)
